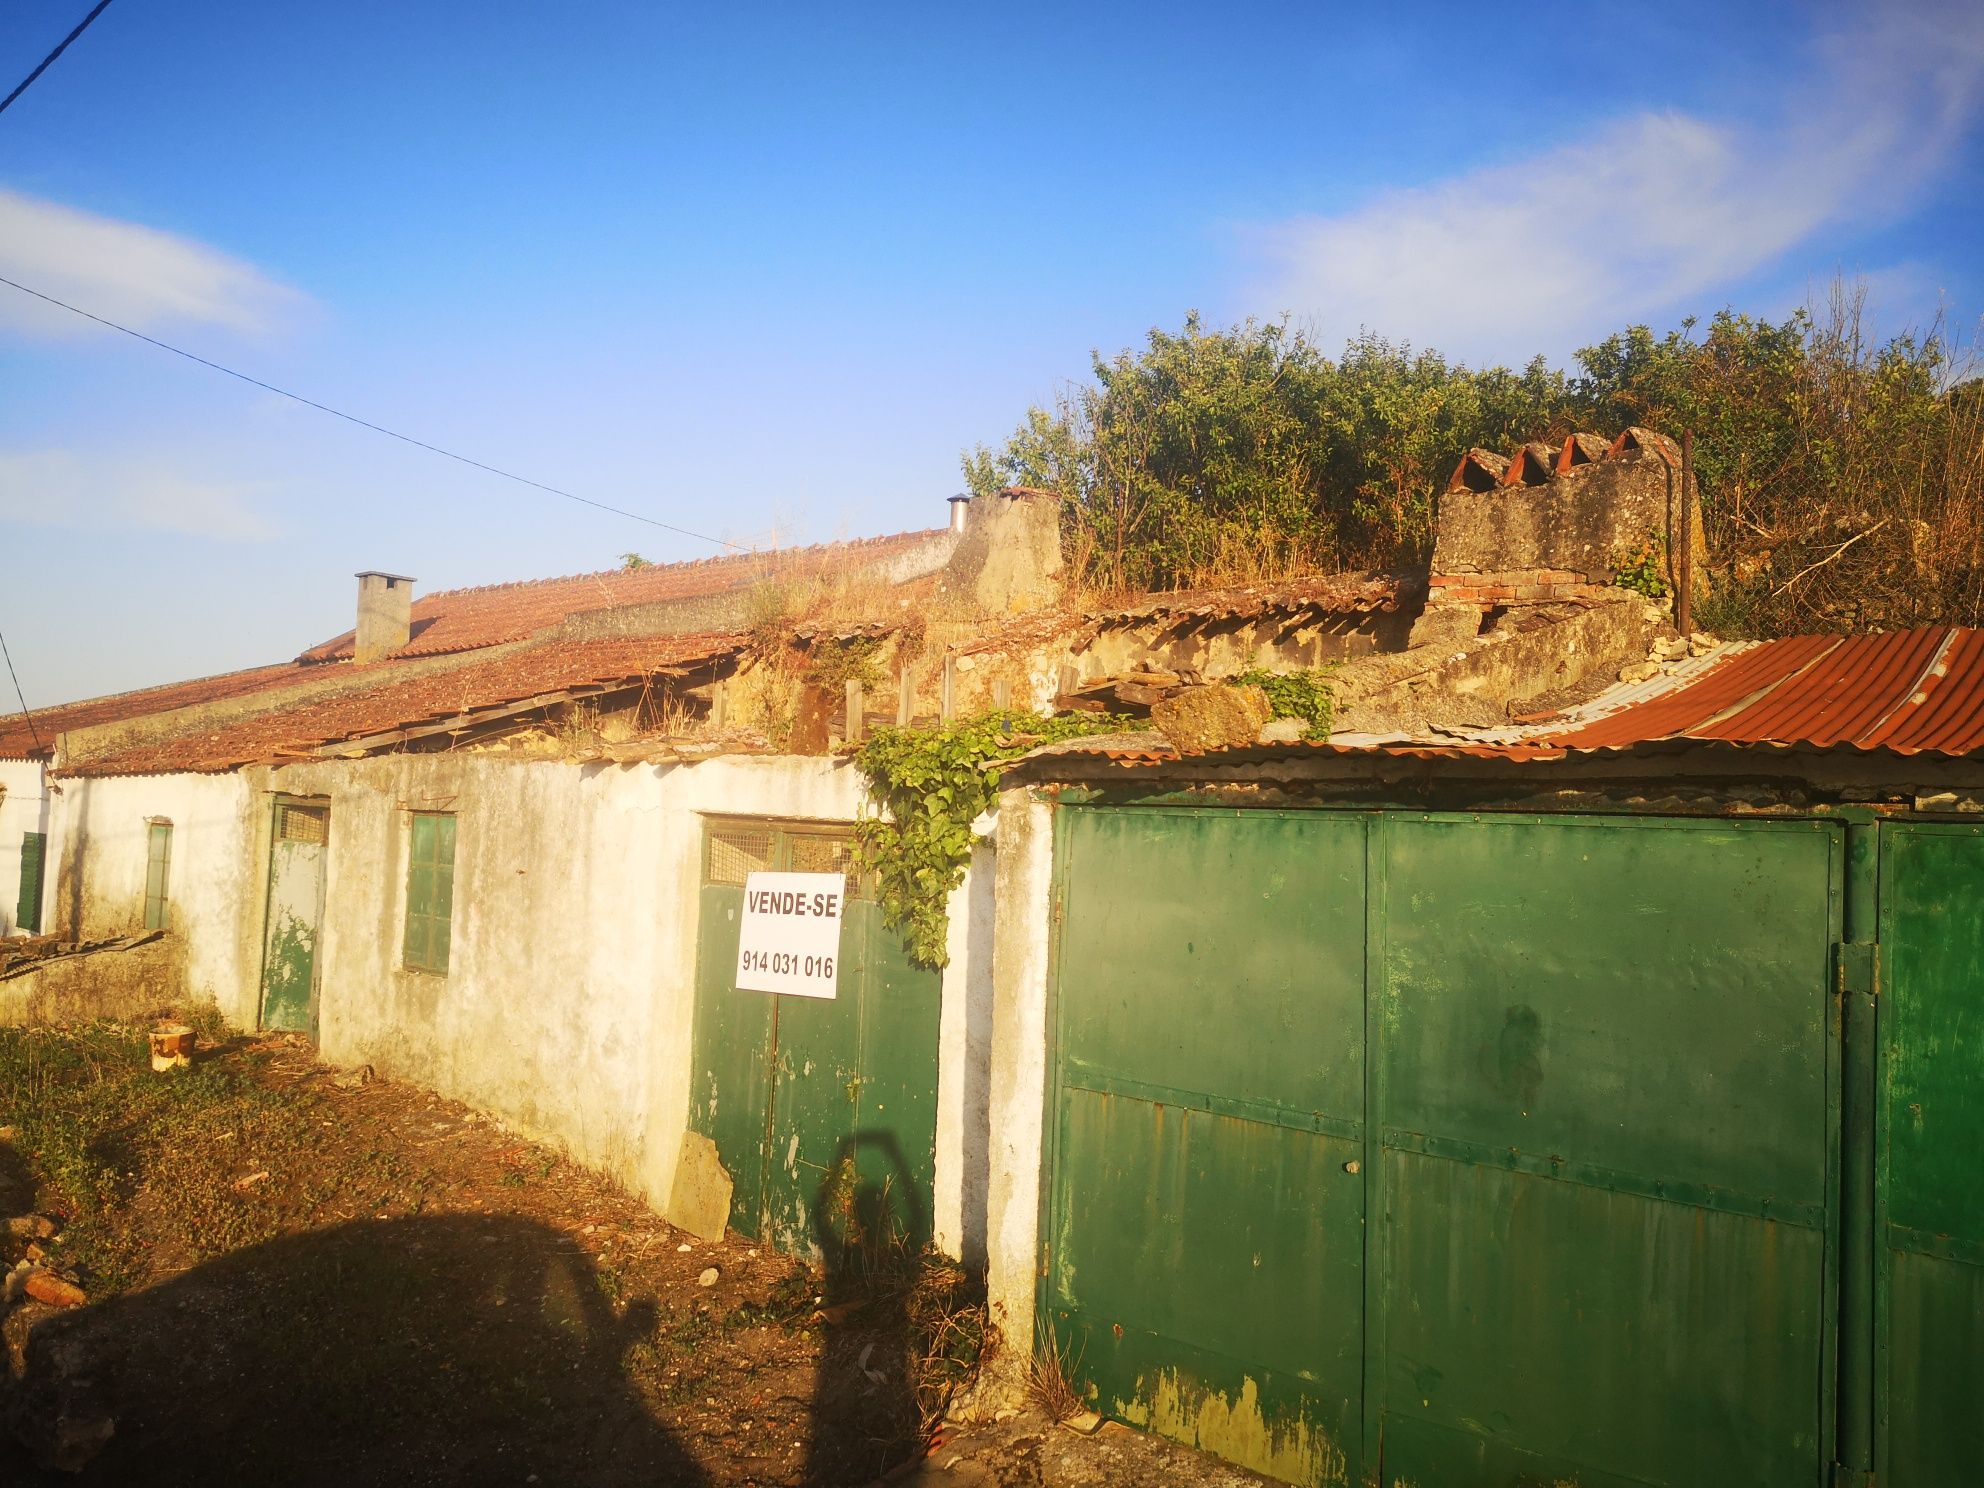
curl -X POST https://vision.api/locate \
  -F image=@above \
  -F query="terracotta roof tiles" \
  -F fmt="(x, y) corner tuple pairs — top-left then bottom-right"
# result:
(67, 632), (746, 778)
(298, 530), (946, 663)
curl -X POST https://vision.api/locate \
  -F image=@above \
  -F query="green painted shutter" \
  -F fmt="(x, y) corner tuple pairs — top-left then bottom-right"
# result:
(143, 822), (172, 930)
(16, 831), (45, 934)
(403, 812), (456, 973)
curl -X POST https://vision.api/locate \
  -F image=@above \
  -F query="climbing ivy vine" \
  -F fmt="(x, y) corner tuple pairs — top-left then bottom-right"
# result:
(853, 711), (1133, 967)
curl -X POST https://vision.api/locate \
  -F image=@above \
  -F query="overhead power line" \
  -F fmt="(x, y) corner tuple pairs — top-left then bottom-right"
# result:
(0, 274), (744, 551)
(0, 0), (116, 118)
(0, 624), (41, 750)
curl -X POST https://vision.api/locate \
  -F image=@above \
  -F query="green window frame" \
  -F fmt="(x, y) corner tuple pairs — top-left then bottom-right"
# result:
(143, 820), (173, 931)
(402, 811), (457, 973)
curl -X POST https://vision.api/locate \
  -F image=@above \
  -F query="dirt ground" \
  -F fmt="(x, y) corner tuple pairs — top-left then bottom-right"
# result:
(0, 1020), (982, 1486)
(0, 1019), (1281, 1488)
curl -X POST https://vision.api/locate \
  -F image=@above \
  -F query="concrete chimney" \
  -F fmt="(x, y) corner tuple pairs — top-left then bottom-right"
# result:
(354, 571), (416, 664)
(948, 494), (970, 533)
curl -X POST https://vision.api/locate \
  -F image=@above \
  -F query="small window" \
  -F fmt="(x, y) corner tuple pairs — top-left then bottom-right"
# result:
(787, 833), (854, 878)
(403, 812), (456, 973)
(705, 827), (773, 887)
(144, 821), (173, 931)
(277, 803), (329, 844)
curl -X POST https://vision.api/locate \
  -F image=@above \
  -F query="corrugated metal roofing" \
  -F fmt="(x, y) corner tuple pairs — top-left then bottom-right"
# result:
(1028, 627), (1984, 774)
(1546, 628), (1984, 756)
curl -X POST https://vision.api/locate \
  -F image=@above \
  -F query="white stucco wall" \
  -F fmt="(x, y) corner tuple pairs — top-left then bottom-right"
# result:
(0, 759), (51, 936)
(45, 771), (262, 1020)
(208, 751), (995, 1261)
(45, 748), (998, 1265)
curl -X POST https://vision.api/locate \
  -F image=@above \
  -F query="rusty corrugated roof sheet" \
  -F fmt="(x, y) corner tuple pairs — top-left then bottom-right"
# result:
(1026, 627), (1984, 775)
(66, 632), (746, 777)
(297, 529), (946, 664)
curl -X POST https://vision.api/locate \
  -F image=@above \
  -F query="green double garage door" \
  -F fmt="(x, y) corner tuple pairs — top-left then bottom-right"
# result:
(1044, 807), (1982, 1488)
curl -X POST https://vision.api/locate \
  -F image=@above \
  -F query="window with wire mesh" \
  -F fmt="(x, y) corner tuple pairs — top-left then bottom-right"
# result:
(705, 827), (773, 887)
(277, 803), (330, 844)
(789, 831), (863, 897)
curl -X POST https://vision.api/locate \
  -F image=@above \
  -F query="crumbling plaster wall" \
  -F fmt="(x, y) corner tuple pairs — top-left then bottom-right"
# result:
(43, 771), (261, 1022)
(0, 760), (51, 936)
(235, 750), (991, 1263)
(1431, 449), (1706, 588)
(946, 490), (1064, 615)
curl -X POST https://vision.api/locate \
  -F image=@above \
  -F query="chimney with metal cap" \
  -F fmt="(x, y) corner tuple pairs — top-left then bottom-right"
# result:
(948, 494), (970, 533)
(354, 571), (416, 663)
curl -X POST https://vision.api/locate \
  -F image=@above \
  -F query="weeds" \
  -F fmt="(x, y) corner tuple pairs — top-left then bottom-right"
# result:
(1028, 1314), (1087, 1422)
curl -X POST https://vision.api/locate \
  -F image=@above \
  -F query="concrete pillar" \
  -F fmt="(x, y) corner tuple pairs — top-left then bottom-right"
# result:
(981, 785), (1056, 1392)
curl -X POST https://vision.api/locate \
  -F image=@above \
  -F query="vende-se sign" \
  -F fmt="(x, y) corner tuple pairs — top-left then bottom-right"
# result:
(735, 871), (845, 999)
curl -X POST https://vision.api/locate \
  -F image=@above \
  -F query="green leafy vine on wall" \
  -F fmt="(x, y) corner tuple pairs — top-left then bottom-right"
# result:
(1233, 667), (1336, 739)
(852, 711), (1133, 968)
(1610, 532), (1670, 599)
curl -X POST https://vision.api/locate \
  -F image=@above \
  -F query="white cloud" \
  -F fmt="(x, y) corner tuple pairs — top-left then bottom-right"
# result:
(0, 188), (305, 340)
(0, 449), (277, 541)
(1246, 1), (1984, 365)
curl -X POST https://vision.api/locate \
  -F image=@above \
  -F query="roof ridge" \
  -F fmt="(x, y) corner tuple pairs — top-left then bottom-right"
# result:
(0, 659), (303, 726)
(415, 526), (949, 602)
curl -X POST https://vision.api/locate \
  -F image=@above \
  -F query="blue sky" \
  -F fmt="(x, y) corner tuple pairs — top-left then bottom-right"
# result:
(2, 0), (1981, 705)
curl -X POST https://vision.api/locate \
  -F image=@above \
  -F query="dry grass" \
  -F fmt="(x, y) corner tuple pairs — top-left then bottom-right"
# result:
(1027, 1314), (1087, 1422)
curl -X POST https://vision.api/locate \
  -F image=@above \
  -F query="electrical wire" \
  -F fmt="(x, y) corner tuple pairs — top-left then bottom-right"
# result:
(0, 625), (41, 749)
(0, 274), (745, 551)
(0, 0), (116, 118)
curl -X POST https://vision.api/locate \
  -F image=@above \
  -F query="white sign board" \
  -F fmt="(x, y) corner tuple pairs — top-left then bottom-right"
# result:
(735, 871), (845, 999)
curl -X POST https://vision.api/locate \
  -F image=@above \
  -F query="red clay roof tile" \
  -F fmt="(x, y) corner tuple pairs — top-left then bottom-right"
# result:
(298, 530), (946, 663)
(68, 633), (746, 777)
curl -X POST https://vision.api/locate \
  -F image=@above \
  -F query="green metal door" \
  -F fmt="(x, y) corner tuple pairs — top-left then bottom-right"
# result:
(689, 822), (941, 1259)
(259, 800), (330, 1035)
(1045, 806), (1842, 1488)
(1045, 807), (1370, 1486)
(1877, 823), (1984, 1488)
(1377, 815), (1841, 1488)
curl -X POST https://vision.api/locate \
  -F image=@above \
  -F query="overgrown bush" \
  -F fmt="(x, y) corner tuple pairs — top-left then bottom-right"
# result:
(964, 285), (1984, 636)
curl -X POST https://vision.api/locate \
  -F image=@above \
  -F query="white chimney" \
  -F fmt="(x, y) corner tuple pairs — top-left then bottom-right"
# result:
(354, 571), (416, 663)
(948, 494), (970, 533)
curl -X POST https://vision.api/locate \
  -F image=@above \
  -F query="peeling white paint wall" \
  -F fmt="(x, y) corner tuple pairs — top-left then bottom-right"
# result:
(45, 771), (261, 1021)
(935, 841), (996, 1267)
(0, 760), (50, 935)
(49, 750), (996, 1265)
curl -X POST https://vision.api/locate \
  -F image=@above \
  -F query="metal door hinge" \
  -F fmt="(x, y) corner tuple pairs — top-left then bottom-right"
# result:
(1836, 942), (1878, 997)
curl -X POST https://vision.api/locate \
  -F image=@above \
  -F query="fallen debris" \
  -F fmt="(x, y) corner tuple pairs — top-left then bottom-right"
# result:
(22, 1272), (86, 1309)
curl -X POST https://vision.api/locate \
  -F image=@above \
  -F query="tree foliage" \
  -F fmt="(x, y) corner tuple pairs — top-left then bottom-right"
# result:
(965, 290), (1984, 635)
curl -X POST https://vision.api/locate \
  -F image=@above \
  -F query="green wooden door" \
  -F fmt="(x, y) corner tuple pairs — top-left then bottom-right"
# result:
(15, 831), (45, 934)
(689, 822), (941, 1259)
(1377, 815), (1840, 1488)
(259, 801), (330, 1035)
(1878, 823), (1984, 1488)
(1045, 807), (1370, 1487)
